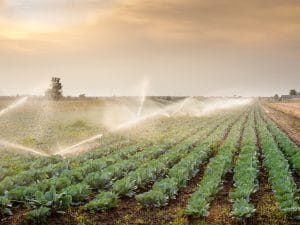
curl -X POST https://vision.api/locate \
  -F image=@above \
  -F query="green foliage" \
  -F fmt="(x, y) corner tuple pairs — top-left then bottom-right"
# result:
(0, 110), (178, 218)
(26, 207), (51, 222)
(262, 112), (300, 173)
(136, 190), (168, 208)
(45, 77), (63, 100)
(185, 113), (247, 216)
(136, 144), (211, 208)
(84, 192), (118, 212)
(231, 199), (255, 218)
(230, 111), (258, 218)
(111, 128), (215, 200)
(0, 159), (69, 195)
(49, 177), (72, 190)
(256, 111), (300, 216)
(0, 196), (12, 216)
(7, 186), (28, 201)
(136, 116), (234, 209)
(33, 186), (72, 211)
(64, 183), (91, 204)
(0, 105), (268, 223)
(112, 177), (136, 197)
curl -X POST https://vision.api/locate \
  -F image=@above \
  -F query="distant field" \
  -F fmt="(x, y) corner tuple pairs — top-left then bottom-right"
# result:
(0, 99), (107, 154)
(263, 102), (300, 146)
(0, 99), (299, 225)
(266, 102), (300, 119)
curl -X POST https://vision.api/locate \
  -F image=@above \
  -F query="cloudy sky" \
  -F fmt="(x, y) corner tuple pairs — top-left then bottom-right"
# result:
(0, 0), (299, 96)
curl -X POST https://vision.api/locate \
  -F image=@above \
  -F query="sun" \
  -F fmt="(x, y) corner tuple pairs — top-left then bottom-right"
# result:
(0, 0), (116, 39)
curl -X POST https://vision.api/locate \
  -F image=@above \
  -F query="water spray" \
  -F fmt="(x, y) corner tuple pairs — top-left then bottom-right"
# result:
(0, 96), (28, 118)
(0, 139), (49, 156)
(115, 109), (170, 130)
(55, 133), (103, 156)
(136, 79), (149, 118)
(171, 97), (192, 116)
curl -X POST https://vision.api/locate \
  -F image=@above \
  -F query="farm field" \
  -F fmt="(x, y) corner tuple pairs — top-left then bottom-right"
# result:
(1, 0), (299, 224)
(0, 98), (300, 225)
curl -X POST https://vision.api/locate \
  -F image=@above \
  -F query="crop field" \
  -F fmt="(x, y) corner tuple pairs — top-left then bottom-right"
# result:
(0, 98), (300, 225)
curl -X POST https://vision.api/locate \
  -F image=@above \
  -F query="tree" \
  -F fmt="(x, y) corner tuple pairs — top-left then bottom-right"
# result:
(289, 89), (297, 96)
(79, 94), (86, 99)
(45, 77), (63, 100)
(274, 94), (279, 100)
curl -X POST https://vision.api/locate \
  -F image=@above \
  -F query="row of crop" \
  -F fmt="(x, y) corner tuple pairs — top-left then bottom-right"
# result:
(0, 117), (178, 183)
(0, 154), (64, 183)
(0, 116), (181, 184)
(259, 108), (300, 173)
(70, 117), (189, 164)
(255, 110), (300, 215)
(0, 159), (70, 196)
(24, 118), (203, 192)
(0, 140), (128, 186)
(0, 109), (246, 219)
(184, 110), (248, 216)
(67, 128), (206, 202)
(82, 114), (234, 213)
(0, 117), (197, 197)
(0, 118), (208, 217)
(12, 118), (216, 219)
(230, 109), (259, 218)
(135, 112), (238, 208)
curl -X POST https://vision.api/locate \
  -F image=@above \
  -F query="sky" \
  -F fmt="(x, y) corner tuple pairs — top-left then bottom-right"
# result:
(0, 0), (299, 97)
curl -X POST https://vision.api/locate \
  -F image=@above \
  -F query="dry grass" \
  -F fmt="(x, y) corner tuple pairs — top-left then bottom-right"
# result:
(266, 103), (300, 119)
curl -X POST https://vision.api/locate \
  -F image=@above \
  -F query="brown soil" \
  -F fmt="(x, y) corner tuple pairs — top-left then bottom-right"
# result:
(262, 105), (300, 146)
(204, 171), (234, 225)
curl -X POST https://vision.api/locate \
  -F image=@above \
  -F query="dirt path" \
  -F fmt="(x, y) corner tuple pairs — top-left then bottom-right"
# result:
(262, 105), (300, 146)
(203, 171), (234, 225)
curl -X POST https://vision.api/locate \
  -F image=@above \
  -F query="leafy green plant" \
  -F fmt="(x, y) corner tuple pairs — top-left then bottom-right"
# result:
(84, 172), (112, 189)
(136, 116), (234, 209)
(32, 186), (72, 212)
(0, 196), (12, 216)
(64, 183), (91, 204)
(26, 207), (51, 223)
(136, 190), (168, 208)
(84, 192), (118, 212)
(261, 111), (300, 173)
(256, 111), (300, 216)
(231, 199), (255, 218)
(185, 112), (247, 216)
(230, 111), (258, 218)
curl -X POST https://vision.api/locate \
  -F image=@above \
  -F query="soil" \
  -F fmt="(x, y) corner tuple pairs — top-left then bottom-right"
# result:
(204, 171), (234, 225)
